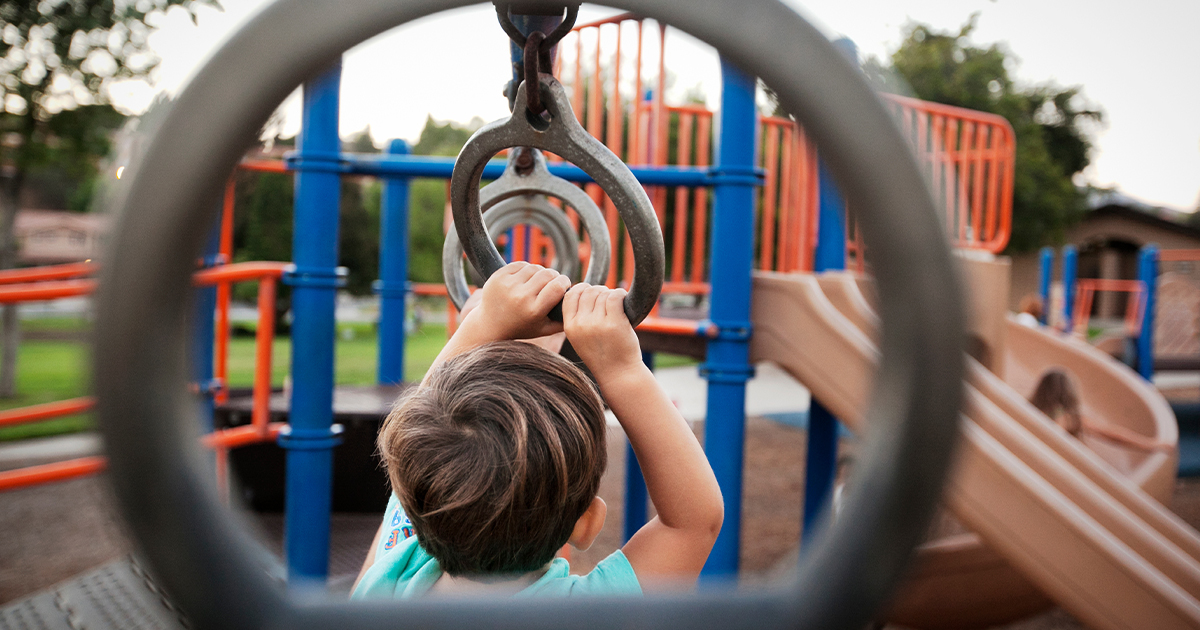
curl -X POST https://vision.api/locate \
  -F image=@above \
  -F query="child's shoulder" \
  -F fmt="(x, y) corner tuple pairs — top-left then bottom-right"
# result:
(519, 551), (642, 598)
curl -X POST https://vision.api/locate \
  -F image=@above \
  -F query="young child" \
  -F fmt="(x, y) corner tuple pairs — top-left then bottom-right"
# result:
(352, 261), (724, 598)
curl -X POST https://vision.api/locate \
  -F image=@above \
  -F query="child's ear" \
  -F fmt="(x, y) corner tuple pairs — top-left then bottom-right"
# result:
(568, 496), (607, 552)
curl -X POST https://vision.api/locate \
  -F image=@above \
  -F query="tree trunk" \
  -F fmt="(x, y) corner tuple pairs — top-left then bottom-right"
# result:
(0, 169), (23, 399)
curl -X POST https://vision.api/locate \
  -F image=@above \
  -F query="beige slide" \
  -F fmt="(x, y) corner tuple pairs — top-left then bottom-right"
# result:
(751, 270), (1200, 630)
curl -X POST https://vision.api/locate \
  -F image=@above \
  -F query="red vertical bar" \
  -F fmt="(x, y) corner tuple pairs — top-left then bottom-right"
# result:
(956, 121), (972, 244)
(253, 276), (276, 435)
(983, 123), (1001, 244)
(214, 177), (235, 404)
(970, 122), (986, 247)
(691, 114), (711, 284)
(943, 118), (958, 243)
(631, 20), (644, 165)
(671, 113), (694, 283)
(777, 124), (794, 272)
(759, 122), (780, 271)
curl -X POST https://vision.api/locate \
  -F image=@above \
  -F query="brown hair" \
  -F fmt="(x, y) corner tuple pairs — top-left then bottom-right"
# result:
(378, 341), (607, 576)
(1030, 369), (1083, 436)
(1019, 293), (1044, 321)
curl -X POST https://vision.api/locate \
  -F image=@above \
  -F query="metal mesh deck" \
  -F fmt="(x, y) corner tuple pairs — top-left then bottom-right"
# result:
(0, 558), (186, 630)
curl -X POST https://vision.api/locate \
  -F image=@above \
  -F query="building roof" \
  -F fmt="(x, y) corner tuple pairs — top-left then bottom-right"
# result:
(15, 209), (110, 235)
(1085, 203), (1200, 242)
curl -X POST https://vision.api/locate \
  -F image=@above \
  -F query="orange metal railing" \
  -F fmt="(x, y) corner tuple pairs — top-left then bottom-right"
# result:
(882, 94), (1015, 254)
(559, 16), (1016, 287)
(0, 259), (286, 495)
(0, 261), (98, 285)
(1072, 278), (1147, 338)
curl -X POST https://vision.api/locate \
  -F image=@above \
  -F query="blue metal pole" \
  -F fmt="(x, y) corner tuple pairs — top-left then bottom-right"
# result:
(700, 57), (758, 577)
(803, 162), (847, 544)
(1063, 245), (1078, 333)
(287, 152), (723, 187)
(191, 215), (221, 432)
(623, 351), (654, 542)
(1137, 245), (1159, 381)
(377, 139), (410, 385)
(280, 60), (344, 586)
(1038, 247), (1054, 325)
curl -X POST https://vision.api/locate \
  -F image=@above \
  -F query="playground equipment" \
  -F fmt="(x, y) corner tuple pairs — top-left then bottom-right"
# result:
(4, 2), (1195, 630)
(1039, 244), (1160, 380)
(82, 0), (968, 628)
(0, 256), (286, 495)
(442, 148), (612, 309)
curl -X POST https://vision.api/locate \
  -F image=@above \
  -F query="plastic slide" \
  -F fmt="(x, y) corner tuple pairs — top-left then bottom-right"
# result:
(750, 271), (1200, 630)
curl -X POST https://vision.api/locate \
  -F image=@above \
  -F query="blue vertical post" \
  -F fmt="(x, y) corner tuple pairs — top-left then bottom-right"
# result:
(700, 57), (758, 577)
(377, 139), (410, 385)
(803, 162), (847, 544)
(1137, 245), (1158, 381)
(623, 351), (654, 542)
(1063, 245), (1078, 333)
(801, 38), (856, 545)
(280, 60), (344, 586)
(191, 217), (221, 431)
(1038, 247), (1054, 325)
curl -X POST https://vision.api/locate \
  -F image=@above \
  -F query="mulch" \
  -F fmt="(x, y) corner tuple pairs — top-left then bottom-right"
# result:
(4, 415), (1200, 630)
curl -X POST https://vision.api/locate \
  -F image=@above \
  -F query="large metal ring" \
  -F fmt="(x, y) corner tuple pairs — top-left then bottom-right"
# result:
(442, 195), (582, 308)
(93, 1), (964, 629)
(450, 74), (663, 325)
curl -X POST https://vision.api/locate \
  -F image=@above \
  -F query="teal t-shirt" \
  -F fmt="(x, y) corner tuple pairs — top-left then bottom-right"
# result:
(352, 495), (642, 599)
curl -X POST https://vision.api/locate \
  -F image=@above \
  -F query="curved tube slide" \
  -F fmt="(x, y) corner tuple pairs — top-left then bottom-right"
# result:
(751, 271), (1200, 630)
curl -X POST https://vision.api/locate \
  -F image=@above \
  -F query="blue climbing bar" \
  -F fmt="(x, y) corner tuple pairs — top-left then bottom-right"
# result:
(701, 57), (758, 577)
(803, 159), (848, 543)
(623, 351), (655, 542)
(1038, 247), (1054, 325)
(191, 217), (221, 431)
(280, 60), (344, 586)
(1137, 245), (1158, 381)
(1063, 245), (1078, 333)
(377, 139), (411, 385)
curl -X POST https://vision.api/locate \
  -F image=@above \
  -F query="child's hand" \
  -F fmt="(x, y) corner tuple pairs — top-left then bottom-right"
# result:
(467, 261), (571, 341)
(563, 284), (642, 381)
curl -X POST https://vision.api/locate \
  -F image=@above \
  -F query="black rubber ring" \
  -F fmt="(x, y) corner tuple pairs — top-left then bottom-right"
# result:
(93, 1), (964, 629)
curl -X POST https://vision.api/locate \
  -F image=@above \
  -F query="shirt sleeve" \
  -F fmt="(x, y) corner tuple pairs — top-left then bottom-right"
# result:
(578, 550), (643, 596)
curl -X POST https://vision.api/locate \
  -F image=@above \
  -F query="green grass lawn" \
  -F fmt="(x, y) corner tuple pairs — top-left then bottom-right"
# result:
(0, 319), (698, 442)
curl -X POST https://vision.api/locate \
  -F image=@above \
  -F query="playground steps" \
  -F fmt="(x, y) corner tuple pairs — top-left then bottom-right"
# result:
(0, 558), (186, 630)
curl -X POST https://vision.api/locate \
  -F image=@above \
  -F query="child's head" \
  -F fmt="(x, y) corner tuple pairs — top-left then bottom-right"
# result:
(378, 340), (608, 576)
(1030, 368), (1083, 436)
(1019, 293), (1045, 321)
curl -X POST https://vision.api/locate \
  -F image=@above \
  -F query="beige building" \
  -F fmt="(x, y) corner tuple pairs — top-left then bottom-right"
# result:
(1010, 203), (1200, 312)
(15, 210), (110, 265)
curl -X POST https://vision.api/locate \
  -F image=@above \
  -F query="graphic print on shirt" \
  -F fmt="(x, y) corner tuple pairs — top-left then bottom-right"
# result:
(383, 506), (416, 550)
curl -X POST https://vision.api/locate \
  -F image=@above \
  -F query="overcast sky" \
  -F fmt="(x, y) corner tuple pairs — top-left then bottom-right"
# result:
(107, 0), (1200, 212)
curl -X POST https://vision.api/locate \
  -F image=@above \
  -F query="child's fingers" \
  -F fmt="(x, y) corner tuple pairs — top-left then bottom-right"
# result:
(563, 283), (587, 321)
(604, 288), (628, 321)
(527, 266), (562, 293)
(580, 284), (607, 316)
(498, 260), (528, 277)
(534, 274), (571, 314)
(510, 262), (543, 283)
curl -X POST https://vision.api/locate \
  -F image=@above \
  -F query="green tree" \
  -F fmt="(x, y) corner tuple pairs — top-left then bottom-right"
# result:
(880, 16), (1102, 252)
(0, 0), (220, 397)
(407, 117), (476, 283)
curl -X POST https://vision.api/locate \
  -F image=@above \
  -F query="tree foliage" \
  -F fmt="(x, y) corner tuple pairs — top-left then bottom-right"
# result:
(1, 1), (220, 210)
(0, 0), (218, 397)
(870, 16), (1102, 252)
